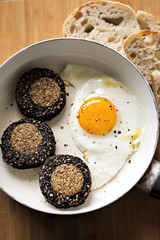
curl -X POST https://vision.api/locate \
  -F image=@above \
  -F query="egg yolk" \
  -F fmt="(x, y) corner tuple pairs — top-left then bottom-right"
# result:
(78, 97), (117, 135)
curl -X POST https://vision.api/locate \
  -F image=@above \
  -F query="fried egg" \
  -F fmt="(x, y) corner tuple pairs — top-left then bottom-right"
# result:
(60, 64), (146, 190)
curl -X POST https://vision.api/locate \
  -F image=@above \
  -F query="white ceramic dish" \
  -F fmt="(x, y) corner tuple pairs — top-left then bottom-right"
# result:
(0, 38), (159, 215)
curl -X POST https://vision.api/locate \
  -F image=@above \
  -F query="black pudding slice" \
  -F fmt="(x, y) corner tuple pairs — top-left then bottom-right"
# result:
(39, 154), (92, 208)
(1, 118), (56, 169)
(15, 68), (66, 121)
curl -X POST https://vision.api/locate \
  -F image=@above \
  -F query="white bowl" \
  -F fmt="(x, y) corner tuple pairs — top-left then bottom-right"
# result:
(0, 38), (159, 215)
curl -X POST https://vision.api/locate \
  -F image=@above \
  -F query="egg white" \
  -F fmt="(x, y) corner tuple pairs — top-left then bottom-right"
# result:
(60, 64), (146, 190)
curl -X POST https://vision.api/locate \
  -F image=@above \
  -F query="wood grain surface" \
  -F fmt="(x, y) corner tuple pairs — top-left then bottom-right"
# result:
(0, 0), (160, 239)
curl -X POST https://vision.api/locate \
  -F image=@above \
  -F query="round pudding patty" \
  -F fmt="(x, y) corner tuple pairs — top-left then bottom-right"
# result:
(1, 118), (56, 169)
(39, 154), (92, 208)
(15, 68), (66, 121)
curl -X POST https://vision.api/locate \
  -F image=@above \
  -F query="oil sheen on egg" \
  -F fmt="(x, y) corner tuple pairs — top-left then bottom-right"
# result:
(60, 64), (146, 190)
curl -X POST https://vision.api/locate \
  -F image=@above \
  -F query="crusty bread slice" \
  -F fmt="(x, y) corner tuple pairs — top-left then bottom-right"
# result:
(150, 70), (160, 116)
(62, 1), (140, 55)
(123, 30), (160, 84)
(136, 10), (160, 32)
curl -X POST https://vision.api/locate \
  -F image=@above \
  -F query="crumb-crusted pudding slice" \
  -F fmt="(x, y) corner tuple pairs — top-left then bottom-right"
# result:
(15, 68), (66, 121)
(39, 154), (92, 208)
(1, 118), (56, 169)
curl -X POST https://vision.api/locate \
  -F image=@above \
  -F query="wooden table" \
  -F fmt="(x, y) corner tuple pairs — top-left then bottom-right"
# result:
(0, 0), (160, 239)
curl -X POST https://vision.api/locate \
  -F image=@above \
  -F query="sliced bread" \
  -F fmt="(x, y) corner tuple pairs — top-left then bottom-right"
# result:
(62, 1), (140, 54)
(123, 30), (160, 84)
(136, 10), (160, 32)
(150, 70), (160, 116)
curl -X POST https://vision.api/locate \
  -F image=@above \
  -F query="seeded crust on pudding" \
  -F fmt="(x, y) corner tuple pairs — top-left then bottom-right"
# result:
(39, 154), (92, 208)
(1, 118), (56, 169)
(15, 68), (66, 121)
